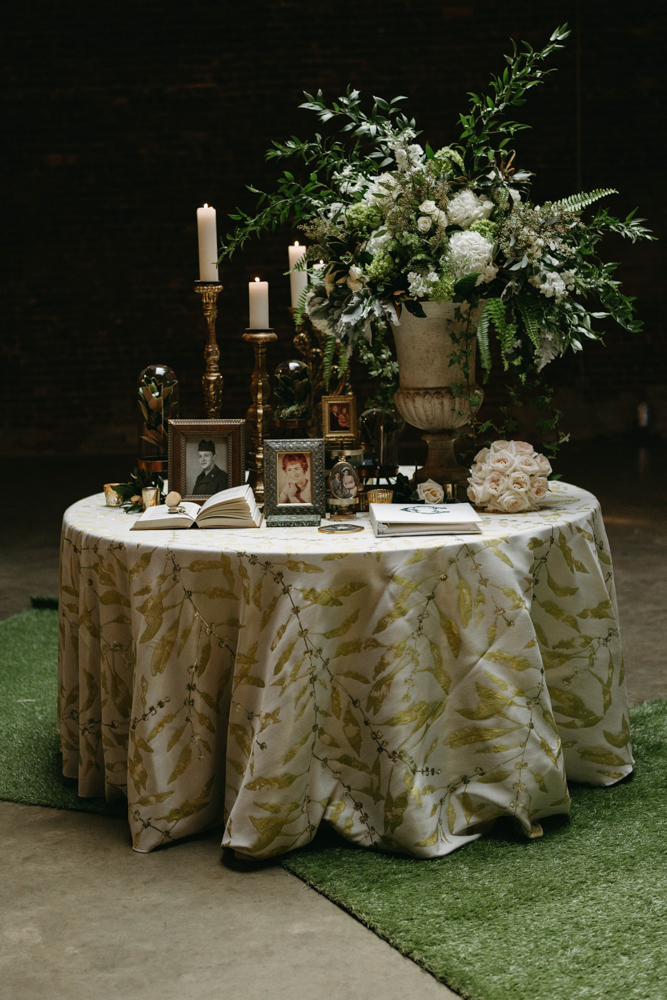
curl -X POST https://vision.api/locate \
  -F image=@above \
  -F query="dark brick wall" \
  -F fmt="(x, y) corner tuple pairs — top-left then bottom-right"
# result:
(2, 1), (666, 455)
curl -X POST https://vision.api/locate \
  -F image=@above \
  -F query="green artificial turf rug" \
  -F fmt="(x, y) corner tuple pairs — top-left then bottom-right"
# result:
(2, 609), (667, 999)
(0, 608), (120, 815)
(283, 702), (667, 1000)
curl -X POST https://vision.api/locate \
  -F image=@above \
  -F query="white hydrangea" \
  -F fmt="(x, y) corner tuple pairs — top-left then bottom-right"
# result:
(447, 190), (494, 229)
(366, 227), (393, 254)
(407, 271), (439, 297)
(446, 231), (495, 283)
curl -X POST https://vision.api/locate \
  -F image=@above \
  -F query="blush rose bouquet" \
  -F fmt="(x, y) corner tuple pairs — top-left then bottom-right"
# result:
(467, 440), (551, 512)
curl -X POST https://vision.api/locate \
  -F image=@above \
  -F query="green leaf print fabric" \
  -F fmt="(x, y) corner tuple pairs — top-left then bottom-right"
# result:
(58, 482), (632, 855)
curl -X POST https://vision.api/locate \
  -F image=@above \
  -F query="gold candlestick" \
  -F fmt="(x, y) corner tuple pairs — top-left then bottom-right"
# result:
(243, 329), (277, 505)
(194, 281), (224, 418)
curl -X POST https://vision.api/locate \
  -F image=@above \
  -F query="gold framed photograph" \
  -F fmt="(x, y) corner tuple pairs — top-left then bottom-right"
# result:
(322, 394), (356, 442)
(168, 419), (245, 503)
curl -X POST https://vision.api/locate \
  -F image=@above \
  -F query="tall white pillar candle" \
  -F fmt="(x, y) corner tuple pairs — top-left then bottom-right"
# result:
(248, 277), (269, 329)
(196, 204), (219, 282)
(288, 242), (308, 309)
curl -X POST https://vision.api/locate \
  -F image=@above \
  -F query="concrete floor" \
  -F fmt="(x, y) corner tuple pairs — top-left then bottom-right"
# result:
(1, 442), (666, 999)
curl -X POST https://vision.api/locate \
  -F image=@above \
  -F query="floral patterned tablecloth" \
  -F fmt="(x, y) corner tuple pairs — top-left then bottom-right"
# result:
(58, 483), (632, 856)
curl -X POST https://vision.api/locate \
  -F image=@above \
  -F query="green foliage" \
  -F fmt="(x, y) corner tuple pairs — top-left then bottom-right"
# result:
(476, 304), (492, 375)
(485, 298), (518, 369)
(552, 188), (618, 213)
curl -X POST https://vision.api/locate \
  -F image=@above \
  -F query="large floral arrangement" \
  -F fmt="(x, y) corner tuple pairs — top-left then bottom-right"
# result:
(220, 24), (653, 427)
(467, 440), (552, 512)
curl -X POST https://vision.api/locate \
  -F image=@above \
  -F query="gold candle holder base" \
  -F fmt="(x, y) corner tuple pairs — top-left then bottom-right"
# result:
(195, 281), (224, 418)
(243, 329), (277, 506)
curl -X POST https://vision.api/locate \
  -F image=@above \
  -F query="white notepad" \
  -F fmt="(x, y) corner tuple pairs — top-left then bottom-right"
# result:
(369, 502), (482, 537)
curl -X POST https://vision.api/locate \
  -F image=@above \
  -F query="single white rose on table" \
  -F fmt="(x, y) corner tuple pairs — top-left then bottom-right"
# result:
(496, 490), (533, 513)
(417, 215), (432, 233)
(489, 450), (516, 474)
(417, 479), (445, 504)
(529, 477), (549, 501)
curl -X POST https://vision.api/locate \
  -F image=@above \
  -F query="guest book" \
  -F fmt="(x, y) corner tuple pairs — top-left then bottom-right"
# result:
(369, 502), (482, 537)
(131, 485), (262, 530)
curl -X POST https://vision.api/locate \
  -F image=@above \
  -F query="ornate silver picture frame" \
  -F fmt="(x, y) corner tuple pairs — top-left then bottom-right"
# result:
(263, 438), (326, 526)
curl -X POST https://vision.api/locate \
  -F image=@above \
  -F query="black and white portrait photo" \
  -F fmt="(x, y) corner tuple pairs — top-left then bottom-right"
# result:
(186, 438), (228, 496)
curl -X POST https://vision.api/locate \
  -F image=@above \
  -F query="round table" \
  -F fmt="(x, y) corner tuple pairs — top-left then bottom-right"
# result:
(58, 483), (633, 856)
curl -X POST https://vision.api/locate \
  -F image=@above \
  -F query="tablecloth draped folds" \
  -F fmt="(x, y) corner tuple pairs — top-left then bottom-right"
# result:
(58, 483), (633, 855)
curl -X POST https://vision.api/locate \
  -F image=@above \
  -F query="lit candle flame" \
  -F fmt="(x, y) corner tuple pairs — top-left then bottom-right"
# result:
(294, 241), (299, 246)
(254, 277), (260, 282)
(203, 203), (208, 208)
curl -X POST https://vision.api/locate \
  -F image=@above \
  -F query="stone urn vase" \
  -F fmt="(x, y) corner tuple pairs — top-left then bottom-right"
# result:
(392, 300), (484, 484)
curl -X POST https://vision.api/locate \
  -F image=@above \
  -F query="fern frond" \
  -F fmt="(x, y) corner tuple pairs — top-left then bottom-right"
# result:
(515, 294), (541, 349)
(323, 335), (337, 389)
(486, 297), (518, 370)
(552, 188), (618, 213)
(476, 304), (492, 375)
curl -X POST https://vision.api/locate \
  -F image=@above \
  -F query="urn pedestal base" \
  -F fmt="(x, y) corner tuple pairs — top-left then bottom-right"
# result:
(413, 433), (470, 487)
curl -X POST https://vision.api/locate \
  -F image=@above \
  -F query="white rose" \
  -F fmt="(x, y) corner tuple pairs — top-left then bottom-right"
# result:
(529, 477), (549, 501)
(514, 454), (539, 475)
(470, 462), (487, 484)
(512, 440), (535, 456)
(417, 478), (445, 504)
(420, 200), (437, 214)
(489, 450), (516, 474)
(417, 215), (432, 233)
(490, 439), (511, 453)
(435, 210), (448, 227)
(508, 470), (531, 493)
(467, 483), (490, 505)
(535, 453), (552, 475)
(467, 484), (481, 505)
(497, 490), (532, 513)
(474, 447), (490, 464)
(484, 471), (508, 496)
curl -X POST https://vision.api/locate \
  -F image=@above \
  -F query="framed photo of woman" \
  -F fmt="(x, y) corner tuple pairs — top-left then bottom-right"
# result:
(263, 438), (326, 520)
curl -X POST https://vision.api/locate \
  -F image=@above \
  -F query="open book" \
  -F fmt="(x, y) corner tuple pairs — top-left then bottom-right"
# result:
(369, 502), (482, 537)
(131, 485), (262, 530)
